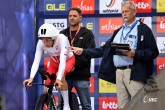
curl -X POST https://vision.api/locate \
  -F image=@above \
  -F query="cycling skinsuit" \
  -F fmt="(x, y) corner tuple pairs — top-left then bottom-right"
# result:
(30, 34), (75, 84)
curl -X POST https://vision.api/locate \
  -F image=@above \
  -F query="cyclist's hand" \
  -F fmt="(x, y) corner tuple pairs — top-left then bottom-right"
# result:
(55, 79), (63, 90)
(23, 78), (33, 90)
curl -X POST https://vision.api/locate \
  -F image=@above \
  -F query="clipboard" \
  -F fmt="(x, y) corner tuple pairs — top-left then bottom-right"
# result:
(111, 43), (131, 51)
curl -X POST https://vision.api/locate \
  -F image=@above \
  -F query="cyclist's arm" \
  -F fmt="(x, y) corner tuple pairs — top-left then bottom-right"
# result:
(30, 40), (44, 79)
(56, 36), (69, 80)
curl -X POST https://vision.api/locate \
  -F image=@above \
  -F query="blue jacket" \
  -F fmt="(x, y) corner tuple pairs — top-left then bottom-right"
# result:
(83, 22), (159, 84)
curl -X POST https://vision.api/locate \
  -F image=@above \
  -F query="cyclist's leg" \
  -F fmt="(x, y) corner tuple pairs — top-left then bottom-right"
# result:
(57, 80), (73, 110)
(46, 55), (75, 110)
(59, 76), (70, 110)
(60, 55), (75, 110)
(46, 62), (70, 110)
(45, 58), (58, 84)
(43, 59), (58, 109)
(74, 80), (92, 110)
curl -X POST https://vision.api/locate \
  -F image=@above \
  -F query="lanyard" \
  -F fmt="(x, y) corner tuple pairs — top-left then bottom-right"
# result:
(120, 20), (138, 42)
(69, 27), (81, 46)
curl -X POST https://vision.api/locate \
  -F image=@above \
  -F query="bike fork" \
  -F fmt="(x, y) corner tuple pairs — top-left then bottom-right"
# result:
(51, 95), (57, 110)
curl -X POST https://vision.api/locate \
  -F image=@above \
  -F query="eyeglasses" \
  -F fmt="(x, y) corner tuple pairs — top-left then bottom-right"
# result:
(39, 37), (52, 40)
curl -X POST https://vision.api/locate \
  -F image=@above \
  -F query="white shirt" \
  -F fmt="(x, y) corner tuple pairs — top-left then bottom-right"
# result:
(30, 34), (73, 80)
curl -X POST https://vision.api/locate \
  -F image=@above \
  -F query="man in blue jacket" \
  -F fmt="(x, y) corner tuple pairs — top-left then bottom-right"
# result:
(70, 1), (159, 110)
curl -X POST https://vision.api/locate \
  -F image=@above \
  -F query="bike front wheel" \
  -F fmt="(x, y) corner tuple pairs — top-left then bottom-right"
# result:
(35, 93), (57, 110)
(35, 93), (48, 110)
(47, 95), (57, 110)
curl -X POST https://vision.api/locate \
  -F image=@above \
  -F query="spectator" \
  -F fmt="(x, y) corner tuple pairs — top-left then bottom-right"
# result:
(60, 7), (96, 110)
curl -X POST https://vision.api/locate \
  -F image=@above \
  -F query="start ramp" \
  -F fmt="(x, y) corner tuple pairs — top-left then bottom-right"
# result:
(122, 67), (165, 110)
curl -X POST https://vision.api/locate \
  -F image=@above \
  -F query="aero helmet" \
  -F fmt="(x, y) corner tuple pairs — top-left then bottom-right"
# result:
(38, 23), (59, 40)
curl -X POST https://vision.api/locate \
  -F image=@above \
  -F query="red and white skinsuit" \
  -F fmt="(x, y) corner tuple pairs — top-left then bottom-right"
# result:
(30, 34), (75, 83)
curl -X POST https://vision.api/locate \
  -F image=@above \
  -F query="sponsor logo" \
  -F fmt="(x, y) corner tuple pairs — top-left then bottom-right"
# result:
(156, 57), (165, 73)
(99, 18), (122, 34)
(72, 0), (95, 14)
(137, 17), (152, 28)
(79, 37), (83, 39)
(44, 19), (67, 31)
(99, 97), (118, 110)
(157, 0), (165, 12)
(44, 0), (67, 15)
(157, 17), (165, 33)
(99, 79), (117, 93)
(99, 0), (122, 14)
(157, 37), (165, 53)
(45, 4), (65, 11)
(129, 0), (151, 13)
(160, 21), (165, 29)
(80, 22), (93, 30)
(80, 18), (95, 33)
(142, 95), (158, 103)
(105, 0), (116, 8)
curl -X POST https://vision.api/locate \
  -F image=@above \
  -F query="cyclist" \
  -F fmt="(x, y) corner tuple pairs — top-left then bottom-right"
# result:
(23, 23), (75, 110)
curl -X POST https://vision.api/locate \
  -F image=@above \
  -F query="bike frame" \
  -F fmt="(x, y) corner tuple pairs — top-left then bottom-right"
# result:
(32, 68), (58, 110)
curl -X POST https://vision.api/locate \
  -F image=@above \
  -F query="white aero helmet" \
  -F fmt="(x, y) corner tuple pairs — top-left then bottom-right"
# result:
(38, 23), (59, 40)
